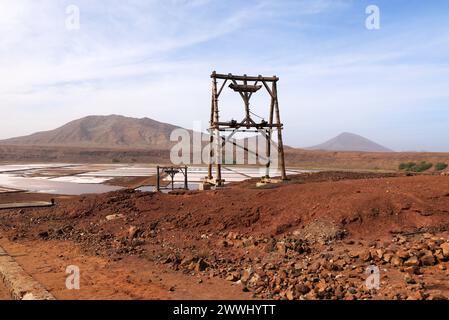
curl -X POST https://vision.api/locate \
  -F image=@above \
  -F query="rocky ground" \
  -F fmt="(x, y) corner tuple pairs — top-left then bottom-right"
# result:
(0, 171), (449, 300)
(0, 278), (11, 300)
(160, 231), (449, 300)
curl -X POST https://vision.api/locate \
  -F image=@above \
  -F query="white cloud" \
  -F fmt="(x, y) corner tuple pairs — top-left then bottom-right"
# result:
(0, 1), (449, 151)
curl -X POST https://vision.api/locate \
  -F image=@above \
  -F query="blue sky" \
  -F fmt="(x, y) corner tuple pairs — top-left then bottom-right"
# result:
(1, 0), (449, 151)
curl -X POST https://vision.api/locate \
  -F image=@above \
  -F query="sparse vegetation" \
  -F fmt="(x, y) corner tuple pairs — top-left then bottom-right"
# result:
(435, 162), (448, 171)
(399, 161), (433, 172)
(399, 162), (415, 171)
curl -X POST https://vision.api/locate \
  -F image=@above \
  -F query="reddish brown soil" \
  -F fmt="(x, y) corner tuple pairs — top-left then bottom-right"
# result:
(6, 172), (442, 242)
(1, 171), (449, 300)
(0, 237), (250, 300)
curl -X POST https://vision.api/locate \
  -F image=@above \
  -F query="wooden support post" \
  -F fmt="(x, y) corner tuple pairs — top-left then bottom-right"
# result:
(212, 74), (222, 185)
(184, 165), (188, 190)
(273, 80), (287, 180)
(265, 81), (276, 178)
(156, 166), (160, 192)
(208, 72), (215, 181)
(243, 75), (250, 125)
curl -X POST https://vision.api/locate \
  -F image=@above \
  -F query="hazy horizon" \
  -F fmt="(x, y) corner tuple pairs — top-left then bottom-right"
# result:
(1, 1), (449, 151)
(0, 112), (442, 152)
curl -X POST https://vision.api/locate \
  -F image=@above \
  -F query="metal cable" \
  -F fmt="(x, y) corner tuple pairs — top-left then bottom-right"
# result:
(249, 110), (265, 120)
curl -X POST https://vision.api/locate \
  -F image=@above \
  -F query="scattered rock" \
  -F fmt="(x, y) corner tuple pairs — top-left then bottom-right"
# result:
(404, 266), (421, 275)
(420, 253), (436, 266)
(240, 268), (253, 283)
(404, 256), (420, 267)
(295, 283), (311, 295)
(360, 250), (372, 262)
(383, 253), (394, 263)
(391, 255), (403, 267)
(127, 226), (140, 239)
(285, 289), (295, 301)
(106, 214), (125, 221)
(396, 249), (409, 260)
(226, 272), (240, 282)
(440, 243), (449, 258)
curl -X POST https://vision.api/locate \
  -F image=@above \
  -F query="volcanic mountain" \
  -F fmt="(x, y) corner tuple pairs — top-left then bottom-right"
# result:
(306, 132), (393, 152)
(0, 115), (186, 149)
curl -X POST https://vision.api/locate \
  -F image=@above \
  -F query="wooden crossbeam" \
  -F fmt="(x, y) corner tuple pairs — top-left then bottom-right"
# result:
(211, 73), (279, 82)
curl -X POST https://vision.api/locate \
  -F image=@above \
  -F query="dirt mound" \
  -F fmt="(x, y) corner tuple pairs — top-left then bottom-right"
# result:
(1, 172), (449, 247)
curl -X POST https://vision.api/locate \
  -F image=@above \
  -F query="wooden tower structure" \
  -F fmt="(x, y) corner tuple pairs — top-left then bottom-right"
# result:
(206, 71), (287, 186)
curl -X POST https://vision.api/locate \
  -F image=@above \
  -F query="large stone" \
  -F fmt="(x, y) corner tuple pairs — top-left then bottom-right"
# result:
(420, 253), (436, 266)
(241, 268), (253, 283)
(295, 283), (311, 295)
(248, 273), (261, 287)
(404, 266), (421, 275)
(127, 226), (140, 239)
(106, 214), (125, 221)
(383, 253), (394, 263)
(199, 183), (212, 191)
(315, 281), (328, 294)
(376, 249), (385, 260)
(285, 289), (295, 301)
(404, 256), (420, 267)
(390, 255), (403, 267)
(361, 250), (372, 262)
(434, 249), (445, 261)
(396, 249), (410, 260)
(440, 243), (449, 258)
(226, 271), (241, 282)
